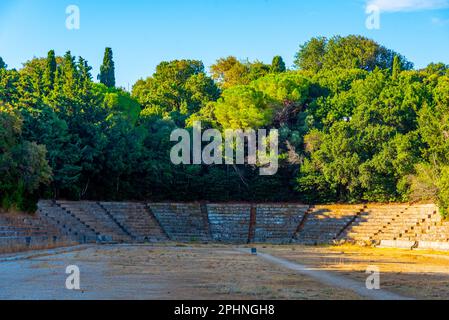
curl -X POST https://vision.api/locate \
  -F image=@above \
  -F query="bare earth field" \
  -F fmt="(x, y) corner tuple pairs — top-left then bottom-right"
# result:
(261, 244), (449, 300)
(0, 244), (448, 300)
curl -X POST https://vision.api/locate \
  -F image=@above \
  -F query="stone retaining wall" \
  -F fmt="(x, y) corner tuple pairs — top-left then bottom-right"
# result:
(0, 201), (447, 253)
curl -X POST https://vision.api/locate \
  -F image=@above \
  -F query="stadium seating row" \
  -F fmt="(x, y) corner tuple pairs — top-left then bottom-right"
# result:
(0, 201), (446, 253)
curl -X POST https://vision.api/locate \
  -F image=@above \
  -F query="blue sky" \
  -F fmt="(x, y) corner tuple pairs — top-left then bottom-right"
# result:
(0, 0), (448, 88)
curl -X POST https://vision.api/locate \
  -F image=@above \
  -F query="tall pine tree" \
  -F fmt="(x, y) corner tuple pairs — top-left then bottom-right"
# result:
(99, 47), (116, 87)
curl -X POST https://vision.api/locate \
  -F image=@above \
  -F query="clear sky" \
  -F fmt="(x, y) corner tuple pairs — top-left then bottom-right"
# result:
(0, 0), (448, 88)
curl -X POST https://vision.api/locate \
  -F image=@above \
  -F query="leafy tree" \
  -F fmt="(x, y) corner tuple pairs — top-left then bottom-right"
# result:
(211, 86), (277, 129)
(99, 47), (116, 88)
(0, 104), (51, 210)
(298, 65), (428, 203)
(0, 68), (20, 103)
(295, 35), (413, 72)
(307, 68), (368, 127)
(421, 63), (448, 77)
(95, 84), (141, 124)
(210, 56), (248, 89)
(20, 105), (82, 199)
(210, 56), (270, 89)
(19, 58), (47, 99)
(133, 60), (219, 122)
(251, 73), (310, 104)
(409, 164), (449, 216)
(2, 36), (449, 212)
(0, 104), (22, 153)
(246, 60), (270, 81)
(418, 76), (449, 164)
(294, 37), (327, 72)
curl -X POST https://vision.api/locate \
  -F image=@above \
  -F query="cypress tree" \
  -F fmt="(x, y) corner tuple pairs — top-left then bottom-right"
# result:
(99, 47), (116, 87)
(43, 50), (57, 91)
(77, 57), (92, 94)
(270, 56), (286, 73)
(0, 56), (7, 69)
(59, 51), (78, 98)
(392, 55), (401, 80)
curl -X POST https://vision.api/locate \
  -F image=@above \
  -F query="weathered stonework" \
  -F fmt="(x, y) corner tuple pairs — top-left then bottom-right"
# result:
(0, 201), (447, 254)
(207, 204), (252, 243)
(149, 203), (210, 242)
(254, 204), (309, 244)
(296, 205), (363, 245)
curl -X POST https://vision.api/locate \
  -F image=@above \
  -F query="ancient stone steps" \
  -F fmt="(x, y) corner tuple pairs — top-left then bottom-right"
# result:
(38, 201), (98, 242)
(373, 205), (440, 242)
(0, 204), (82, 252)
(294, 206), (363, 244)
(207, 204), (251, 243)
(101, 202), (168, 242)
(1, 201), (446, 253)
(253, 204), (309, 244)
(56, 201), (131, 242)
(149, 203), (210, 242)
(341, 205), (412, 242)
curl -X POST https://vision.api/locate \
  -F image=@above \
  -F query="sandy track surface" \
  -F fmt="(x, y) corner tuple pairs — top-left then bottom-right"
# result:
(260, 244), (449, 300)
(238, 248), (408, 300)
(0, 244), (360, 300)
(2, 243), (447, 300)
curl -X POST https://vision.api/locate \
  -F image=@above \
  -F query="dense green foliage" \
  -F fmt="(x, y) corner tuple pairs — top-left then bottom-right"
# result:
(294, 35), (413, 72)
(133, 60), (220, 125)
(210, 56), (272, 89)
(0, 104), (51, 210)
(271, 56), (287, 73)
(99, 48), (116, 88)
(0, 57), (6, 70)
(1, 36), (448, 214)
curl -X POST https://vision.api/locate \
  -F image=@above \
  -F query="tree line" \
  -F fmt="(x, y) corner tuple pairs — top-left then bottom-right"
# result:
(0, 35), (448, 215)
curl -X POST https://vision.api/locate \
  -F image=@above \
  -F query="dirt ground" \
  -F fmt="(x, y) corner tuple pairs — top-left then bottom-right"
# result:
(0, 244), (359, 300)
(0, 244), (448, 300)
(261, 244), (449, 300)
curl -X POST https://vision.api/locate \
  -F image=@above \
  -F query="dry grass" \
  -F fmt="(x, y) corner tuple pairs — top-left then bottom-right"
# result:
(0, 241), (75, 255)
